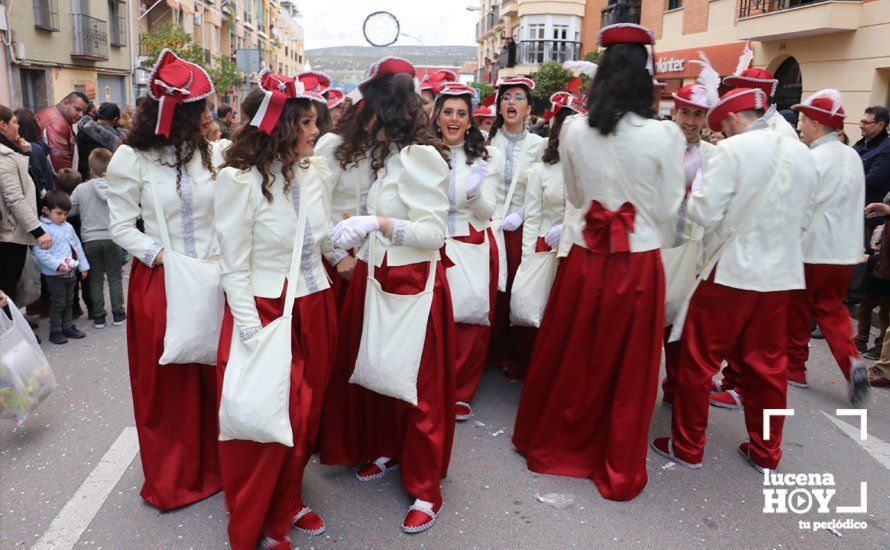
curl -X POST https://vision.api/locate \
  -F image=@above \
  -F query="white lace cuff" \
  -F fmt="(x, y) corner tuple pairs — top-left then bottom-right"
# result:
(142, 242), (163, 267)
(239, 326), (261, 342)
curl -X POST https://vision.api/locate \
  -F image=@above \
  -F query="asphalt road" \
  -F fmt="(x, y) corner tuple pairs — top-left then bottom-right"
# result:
(2, 281), (889, 549)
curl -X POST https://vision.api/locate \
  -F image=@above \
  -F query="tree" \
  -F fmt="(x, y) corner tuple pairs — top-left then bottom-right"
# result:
(583, 50), (600, 64)
(529, 61), (573, 102)
(208, 55), (242, 97)
(470, 81), (495, 102)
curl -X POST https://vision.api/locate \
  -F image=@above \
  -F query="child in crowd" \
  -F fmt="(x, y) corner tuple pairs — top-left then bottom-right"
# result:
(31, 190), (90, 344)
(70, 148), (126, 329)
(55, 168), (92, 318)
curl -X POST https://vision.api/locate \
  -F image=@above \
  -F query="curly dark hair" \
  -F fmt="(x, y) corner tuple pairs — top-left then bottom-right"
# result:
(224, 89), (316, 202)
(315, 100), (333, 137)
(586, 44), (654, 135)
(13, 108), (42, 143)
(123, 97), (215, 192)
(431, 94), (488, 164)
(541, 107), (574, 165)
(335, 73), (448, 175)
(486, 84), (532, 144)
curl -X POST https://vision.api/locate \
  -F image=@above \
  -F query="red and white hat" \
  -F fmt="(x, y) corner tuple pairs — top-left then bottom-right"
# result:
(434, 81), (477, 100)
(598, 23), (655, 47)
(706, 87), (767, 132)
(420, 69), (459, 92)
(299, 71), (332, 94)
(672, 52), (720, 110)
(357, 56), (416, 91)
(791, 89), (845, 128)
(543, 91), (586, 121)
(325, 87), (345, 109)
(722, 42), (778, 97)
(147, 49), (214, 138)
(250, 69), (326, 135)
(473, 105), (496, 121)
(495, 76), (535, 105)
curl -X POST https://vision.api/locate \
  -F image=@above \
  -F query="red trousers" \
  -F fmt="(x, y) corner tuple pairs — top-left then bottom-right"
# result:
(489, 226), (537, 378)
(672, 276), (790, 468)
(217, 287), (336, 550)
(788, 264), (858, 380)
(662, 328), (680, 403)
(454, 227), (499, 404)
(319, 257), (456, 504)
(126, 261), (221, 510)
(513, 246), (664, 501)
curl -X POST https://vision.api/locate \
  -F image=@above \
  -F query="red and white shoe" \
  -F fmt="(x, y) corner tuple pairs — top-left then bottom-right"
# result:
(291, 507), (326, 536)
(787, 369), (809, 388)
(455, 401), (473, 421)
(710, 389), (742, 409)
(401, 499), (442, 534)
(650, 437), (702, 469)
(259, 536), (292, 550)
(356, 456), (398, 481)
(738, 442), (770, 474)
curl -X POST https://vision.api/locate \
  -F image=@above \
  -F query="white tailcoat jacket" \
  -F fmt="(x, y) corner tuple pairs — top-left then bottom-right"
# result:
(488, 129), (545, 218)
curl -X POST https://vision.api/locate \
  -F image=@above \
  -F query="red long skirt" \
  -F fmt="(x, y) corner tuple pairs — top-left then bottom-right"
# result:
(126, 261), (221, 510)
(217, 287), (336, 549)
(454, 227), (499, 404)
(489, 226), (537, 379)
(513, 245), (665, 501)
(319, 257), (456, 504)
(788, 264), (858, 380)
(322, 257), (351, 312)
(671, 275), (789, 468)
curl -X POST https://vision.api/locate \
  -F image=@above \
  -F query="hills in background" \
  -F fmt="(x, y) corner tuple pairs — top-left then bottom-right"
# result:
(305, 45), (478, 88)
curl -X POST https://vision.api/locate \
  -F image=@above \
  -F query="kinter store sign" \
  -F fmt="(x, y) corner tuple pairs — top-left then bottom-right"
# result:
(654, 42), (748, 79)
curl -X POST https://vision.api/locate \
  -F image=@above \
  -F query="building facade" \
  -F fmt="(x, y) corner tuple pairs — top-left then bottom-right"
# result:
(5, 0), (133, 109)
(275, 0), (307, 76)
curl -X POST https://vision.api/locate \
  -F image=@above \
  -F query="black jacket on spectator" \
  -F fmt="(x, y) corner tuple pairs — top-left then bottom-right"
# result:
(76, 115), (123, 180)
(854, 130), (890, 243)
(27, 140), (54, 202)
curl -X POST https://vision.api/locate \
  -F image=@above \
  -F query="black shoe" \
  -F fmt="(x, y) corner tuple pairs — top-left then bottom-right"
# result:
(112, 311), (127, 325)
(93, 315), (107, 329)
(811, 327), (825, 339)
(28, 319), (39, 329)
(62, 325), (86, 339)
(49, 331), (68, 344)
(856, 340), (868, 353)
(849, 360), (871, 407)
(863, 346), (881, 360)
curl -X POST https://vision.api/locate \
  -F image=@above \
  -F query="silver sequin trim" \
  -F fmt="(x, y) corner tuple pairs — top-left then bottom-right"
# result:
(447, 158), (458, 237)
(143, 242), (163, 267)
(239, 326), (261, 342)
(178, 166), (198, 258)
(290, 181), (319, 294)
(392, 219), (408, 246)
(326, 245), (349, 267)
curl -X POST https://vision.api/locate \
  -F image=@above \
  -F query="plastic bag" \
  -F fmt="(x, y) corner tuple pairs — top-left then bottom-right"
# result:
(0, 297), (56, 426)
(15, 250), (41, 306)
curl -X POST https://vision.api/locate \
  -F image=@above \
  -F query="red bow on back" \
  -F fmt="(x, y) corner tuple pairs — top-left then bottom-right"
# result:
(583, 200), (636, 254)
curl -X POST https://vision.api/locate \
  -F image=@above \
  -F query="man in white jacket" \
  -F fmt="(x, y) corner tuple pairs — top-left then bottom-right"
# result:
(652, 87), (817, 473)
(785, 90), (869, 402)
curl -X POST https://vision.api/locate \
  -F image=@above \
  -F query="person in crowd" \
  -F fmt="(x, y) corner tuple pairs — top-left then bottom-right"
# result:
(854, 218), (890, 359)
(652, 86), (817, 473)
(430, 82), (500, 421)
(486, 76), (546, 379)
(319, 57), (454, 534)
(77, 102), (125, 180)
(55, 168), (91, 318)
(324, 88), (345, 126)
(205, 121), (222, 142)
(14, 108), (54, 199)
(70, 148), (126, 329)
(473, 104), (496, 135)
(864, 200), (890, 387)
(31, 189), (89, 344)
(36, 91), (89, 178)
(783, 91), (868, 400)
(659, 57), (720, 406)
(118, 108), (133, 133)
(106, 49), (224, 510)
(513, 24), (684, 501)
(708, 130), (725, 145)
(854, 106), (890, 248)
(216, 103), (236, 140)
(838, 128), (850, 145)
(215, 71), (337, 550)
(55, 167), (82, 195)
(419, 69), (458, 119)
(0, 105), (53, 299)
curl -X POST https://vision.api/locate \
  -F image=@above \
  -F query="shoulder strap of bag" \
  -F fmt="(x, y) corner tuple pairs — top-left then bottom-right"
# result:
(283, 176), (309, 316)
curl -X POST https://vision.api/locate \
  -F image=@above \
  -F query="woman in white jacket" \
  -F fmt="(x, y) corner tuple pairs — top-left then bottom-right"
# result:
(214, 72), (336, 550)
(431, 82), (501, 421)
(318, 58), (454, 534)
(486, 77), (546, 379)
(106, 50), (223, 510)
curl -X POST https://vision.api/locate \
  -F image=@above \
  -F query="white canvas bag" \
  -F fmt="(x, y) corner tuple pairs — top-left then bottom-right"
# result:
(218, 181), (308, 446)
(445, 231), (491, 325)
(149, 176), (225, 365)
(509, 250), (558, 327)
(349, 237), (437, 405)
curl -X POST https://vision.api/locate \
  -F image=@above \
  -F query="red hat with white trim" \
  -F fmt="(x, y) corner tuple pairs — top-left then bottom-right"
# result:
(543, 91), (586, 121)
(420, 69), (459, 92)
(325, 87), (345, 109)
(250, 69), (326, 135)
(672, 52), (720, 110)
(791, 89), (846, 128)
(299, 71), (332, 94)
(357, 56), (416, 91)
(598, 23), (655, 47)
(722, 42), (778, 98)
(434, 81), (477, 100)
(147, 49), (214, 138)
(473, 105), (496, 121)
(495, 76), (535, 105)
(706, 87), (768, 132)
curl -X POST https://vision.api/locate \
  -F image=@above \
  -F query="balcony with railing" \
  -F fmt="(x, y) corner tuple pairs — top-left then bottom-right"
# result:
(33, 0), (59, 31)
(737, 0), (861, 40)
(501, 0), (518, 17)
(498, 40), (582, 69)
(601, 1), (641, 27)
(71, 14), (109, 61)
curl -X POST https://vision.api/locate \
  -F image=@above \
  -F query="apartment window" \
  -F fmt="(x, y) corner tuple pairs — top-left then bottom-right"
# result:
(108, 0), (126, 47)
(33, 0), (59, 31)
(668, 0), (683, 10)
(20, 68), (49, 110)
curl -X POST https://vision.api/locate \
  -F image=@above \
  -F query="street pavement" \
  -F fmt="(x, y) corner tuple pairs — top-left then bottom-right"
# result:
(2, 281), (890, 549)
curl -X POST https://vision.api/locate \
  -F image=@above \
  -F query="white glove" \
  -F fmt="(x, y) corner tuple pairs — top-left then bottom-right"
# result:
(466, 160), (487, 199)
(544, 223), (563, 249)
(500, 212), (523, 232)
(331, 216), (380, 249)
